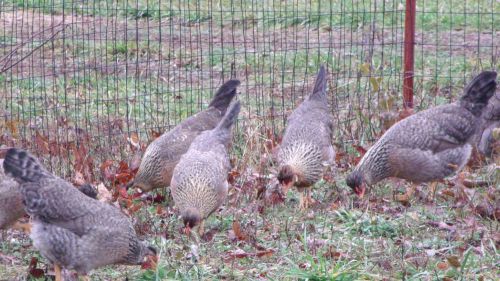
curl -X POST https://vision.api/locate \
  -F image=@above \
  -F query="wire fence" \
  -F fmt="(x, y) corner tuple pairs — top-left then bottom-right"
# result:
(0, 0), (498, 180)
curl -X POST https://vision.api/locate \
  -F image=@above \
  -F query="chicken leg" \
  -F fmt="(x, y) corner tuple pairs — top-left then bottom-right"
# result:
(395, 183), (417, 205)
(54, 264), (62, 281)
(12, 222), (31, 234)
(427, 181), (438, 202)
(299, 190), (306, 210)
(299, 189), (315, 210)
(198, 220), (205, 237)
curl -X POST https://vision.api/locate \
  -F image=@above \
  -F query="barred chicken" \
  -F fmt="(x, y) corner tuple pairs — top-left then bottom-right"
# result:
(346, 71), (498, 200)
(276, 65), (335, 210)
(129, 80), (240, 192)
(477, 91), (500, 157)
(3, 148), (156, 281)
(171, 101), (240, 236)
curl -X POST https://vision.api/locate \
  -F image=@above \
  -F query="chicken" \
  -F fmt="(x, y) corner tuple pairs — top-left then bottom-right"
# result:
(346, 71), (498, 200)
(129, 80), (240, 192)
(0, 159), (97, 232)
(476, 91), (500, 158)
(0, 159), (25, 231)
(276, 65), (335, 210)
(170, 101), (240, 236)
(2, 148), (156, 281)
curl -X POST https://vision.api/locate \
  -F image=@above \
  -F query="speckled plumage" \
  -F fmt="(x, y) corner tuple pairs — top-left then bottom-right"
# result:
(0, 159), (97, 230)
(171, 101), (240, 230)
(131, 80), (240, 192)
(277, 65), (335, 189)
(0, 159), (24, 229)
(2, 148), (155, 275)
(347, 71), (498, 192)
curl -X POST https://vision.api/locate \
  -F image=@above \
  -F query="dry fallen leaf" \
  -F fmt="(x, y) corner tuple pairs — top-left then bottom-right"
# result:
(100, 160), (115, 181)
(446, 255), (461, 268)
(427, 221), (456, 232)
(352, 144), (367, 156)
(150, 130), (162, 140)
(395, 194), (411, 206)
(28, 257), (45, 278)
(323, 245), (343, 260)
(128, 132), (140, 149)
(398, 107), (414, 120)
(34, 131), (50, 154)
(72, 171), (86, 186)
(436, 261), (449, 270)
(232, 220), (247, 241)
(223, 248), (275, 262)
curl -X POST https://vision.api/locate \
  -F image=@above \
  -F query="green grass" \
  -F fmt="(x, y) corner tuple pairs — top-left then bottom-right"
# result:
(2, 0), (498, 30)
(0, 1), (498, 280)
(1, 171), (498, 280)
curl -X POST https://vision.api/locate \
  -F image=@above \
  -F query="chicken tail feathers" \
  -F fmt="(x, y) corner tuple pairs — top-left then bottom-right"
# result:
(2, 148), (52, 183)
(209, 79), (241, 112)
(309, 65), (328, 101)
(461, 71), (497, 116)
(216, 101), (241, 131)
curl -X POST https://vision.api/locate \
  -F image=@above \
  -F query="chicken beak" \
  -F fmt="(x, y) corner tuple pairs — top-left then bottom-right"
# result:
(149, 255), (158, 270)
(354, 184), (366, 199)
(141, 254), (158, 270)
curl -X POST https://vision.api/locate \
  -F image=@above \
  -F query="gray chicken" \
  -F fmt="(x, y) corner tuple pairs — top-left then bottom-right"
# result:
(3, 148), (156, 281)
(476, 91), (500, 157)
(171, 101), (240, 236)
(276, 65), (335, 209)
(346, 71), (498, 200)
(129, 80), (240, 192)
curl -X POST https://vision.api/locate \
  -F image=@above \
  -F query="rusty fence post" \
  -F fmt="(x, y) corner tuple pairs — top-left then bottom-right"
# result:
(403, 0), (416, 109)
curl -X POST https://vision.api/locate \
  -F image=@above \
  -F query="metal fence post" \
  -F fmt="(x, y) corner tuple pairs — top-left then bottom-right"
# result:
(403, 0), (416, 109)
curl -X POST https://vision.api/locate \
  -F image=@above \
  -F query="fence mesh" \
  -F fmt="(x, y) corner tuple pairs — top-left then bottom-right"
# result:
(0, 0), (498, 180)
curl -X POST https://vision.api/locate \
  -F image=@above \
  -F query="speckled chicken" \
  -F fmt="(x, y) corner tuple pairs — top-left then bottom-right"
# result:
(129, 80), (240, 192)
(276, 65), (335, 209)
(3, 148), (156, 281)
(171, 101), (240, 236)
(346, 71), (498, 200)
(476, 91), (500, 157)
